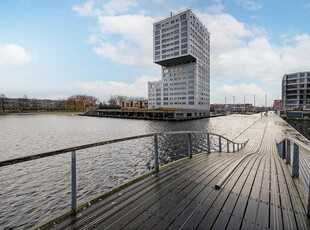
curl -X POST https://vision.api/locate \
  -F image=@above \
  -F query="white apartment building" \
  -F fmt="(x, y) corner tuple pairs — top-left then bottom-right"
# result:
(282, 71), (310, 110)
(148, 9), (210, 113)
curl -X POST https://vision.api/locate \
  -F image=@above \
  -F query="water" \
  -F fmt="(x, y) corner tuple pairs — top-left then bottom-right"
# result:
(0, 113), (260, 229)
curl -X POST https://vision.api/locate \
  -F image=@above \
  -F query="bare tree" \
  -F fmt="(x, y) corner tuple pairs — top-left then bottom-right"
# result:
(65, 95), (99, 111)
(0, 94), (7, 112)
(19, 95), (29, 112)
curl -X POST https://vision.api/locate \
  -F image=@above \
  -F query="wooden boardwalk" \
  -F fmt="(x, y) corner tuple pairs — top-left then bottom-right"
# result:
(51, 114), (310, 229)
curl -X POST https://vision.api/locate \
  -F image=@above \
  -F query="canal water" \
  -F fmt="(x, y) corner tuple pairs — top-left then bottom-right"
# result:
(0, 113), (260, 229)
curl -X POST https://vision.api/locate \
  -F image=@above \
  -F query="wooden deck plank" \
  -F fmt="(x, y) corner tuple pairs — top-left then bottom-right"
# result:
(49, 114), (310, 230)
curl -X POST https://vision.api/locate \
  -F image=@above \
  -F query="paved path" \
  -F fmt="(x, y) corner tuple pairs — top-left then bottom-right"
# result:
(51, 113), (310, 229)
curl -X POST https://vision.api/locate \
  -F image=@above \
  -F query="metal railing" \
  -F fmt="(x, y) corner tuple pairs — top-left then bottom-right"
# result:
(0, 131), (247, 218)
(276, 138), (310, 216)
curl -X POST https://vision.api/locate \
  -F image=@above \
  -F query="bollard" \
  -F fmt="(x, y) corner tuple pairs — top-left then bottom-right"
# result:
(219, 136), (222, 152)
(282, 140), (286, 159)
(292, 143), (299, 177)
(71, 150), (77, 215)
(227, 140), (230, 153)
(207, 133), (210, 154)
(286, 140), (291, 164)
(154, 134), (159, 171)
(188, 133), (192, 158)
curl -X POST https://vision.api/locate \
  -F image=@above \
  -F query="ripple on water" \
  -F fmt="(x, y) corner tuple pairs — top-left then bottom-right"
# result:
(0, 114), (260, 229)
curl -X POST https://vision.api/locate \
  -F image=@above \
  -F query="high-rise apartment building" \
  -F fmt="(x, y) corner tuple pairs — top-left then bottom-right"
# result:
(148, 9), (210, 115)
(282, 71), (310, 110)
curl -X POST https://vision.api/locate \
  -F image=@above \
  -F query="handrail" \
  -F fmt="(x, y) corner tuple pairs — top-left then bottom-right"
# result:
(275, 138), (310, 216)
(0, 131), (246, 168)
(0, 131), (248, 221)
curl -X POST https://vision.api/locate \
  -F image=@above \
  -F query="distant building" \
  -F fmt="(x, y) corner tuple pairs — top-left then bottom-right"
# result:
(273, 99), (282, 111)
(0, 97), (65, 112)
(148, 9), (210, 115)
(282, 71), (310, 110)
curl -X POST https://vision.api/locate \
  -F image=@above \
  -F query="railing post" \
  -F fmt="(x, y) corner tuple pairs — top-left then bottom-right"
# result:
(307, 178), (310, 216)
(188, 133), (192, 158)
(71, 150), (77, 215)
(207, 133), (210, 154)
(219, 136), (222, 152)
(227, 140), (229, 153)
(286, 140), (291, 164)
(154, 134), (159, 171)
(279, 142), (282, 157)
(233, 143), (235, 152)
(292, 143), (299, 177)
(282, 140), (286, 159)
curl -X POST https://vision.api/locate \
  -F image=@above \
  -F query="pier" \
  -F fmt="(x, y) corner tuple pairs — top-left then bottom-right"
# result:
(1, 113), (310, 229)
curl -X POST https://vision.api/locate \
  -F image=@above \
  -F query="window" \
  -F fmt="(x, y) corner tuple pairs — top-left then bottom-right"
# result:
(181, 26), (187, 32)
(174, 35), (179, 40)
(155, 51), (160, 55)
(181, 38), (187, 43)
(181, 44), (187, 49)
(188, 91), (194, 95)
(189, 101), (194, 105)
(181, 49), (187, 54)
(155, 41), (160, 45)
(155, 46), (160, 50)
(174, 41), (179, 45)
(156, 24), (161, 30)
(174, 29), (179, 34)
(181, 32), (187, 38)
(181, 21), (187, 26)
(180, 13), (186, 21)
(155, 35), (160, 41)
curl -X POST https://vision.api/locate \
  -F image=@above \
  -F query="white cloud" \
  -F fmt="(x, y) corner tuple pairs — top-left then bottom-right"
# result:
(237, 0), (263, 11)
(73, 1), (154, 68)
(0, 43), (35, 65)
(64, 76), (159, 100)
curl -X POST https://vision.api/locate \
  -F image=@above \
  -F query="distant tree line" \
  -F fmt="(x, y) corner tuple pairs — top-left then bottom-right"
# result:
(0, 93), (147, 112)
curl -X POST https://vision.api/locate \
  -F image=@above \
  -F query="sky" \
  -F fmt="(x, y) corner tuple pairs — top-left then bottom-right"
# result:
(0, 0), (310, 106)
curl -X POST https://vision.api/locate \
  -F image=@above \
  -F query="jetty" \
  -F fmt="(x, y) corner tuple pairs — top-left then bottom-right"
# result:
(1, 112), (310, 229)
(31, 112), (309, 229)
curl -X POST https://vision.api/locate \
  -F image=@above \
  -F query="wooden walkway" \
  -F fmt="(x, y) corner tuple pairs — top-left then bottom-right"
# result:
(50, 114), (310, 229)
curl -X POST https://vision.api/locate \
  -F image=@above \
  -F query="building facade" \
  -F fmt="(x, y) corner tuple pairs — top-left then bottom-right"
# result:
(148, 9), (210, 114)
(0, 97), (65, 112)
(282, 71), (310, 110)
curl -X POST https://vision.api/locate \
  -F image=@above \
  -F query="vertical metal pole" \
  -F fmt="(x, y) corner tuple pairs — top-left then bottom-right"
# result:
(71, 150), (77, 215)
(154, 134), (159, 171)
(279, 142), (282, 157)
(307, 178), (310, 216)
(286, 140), (291, 164)
(282, 140), (286, 159)
(207, 133), (210, 154)
(227, 140), (229, 153)
(292, 143), (299, 177)
(188, 133), (192, 158)
(233, 143), (235, 152)
(219, 136), (222, 152)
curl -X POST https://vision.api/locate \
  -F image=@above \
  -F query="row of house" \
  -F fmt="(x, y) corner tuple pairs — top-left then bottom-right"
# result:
(0, 97), (65, 112)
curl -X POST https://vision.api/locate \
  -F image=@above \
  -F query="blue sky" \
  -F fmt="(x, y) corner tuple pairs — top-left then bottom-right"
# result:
(0, 0), (310, 106)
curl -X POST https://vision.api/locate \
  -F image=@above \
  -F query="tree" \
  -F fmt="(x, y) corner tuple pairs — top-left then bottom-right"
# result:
(65, 95), (99, 111)
(19, 95), (29, 112)
(0, 94), (7, 112)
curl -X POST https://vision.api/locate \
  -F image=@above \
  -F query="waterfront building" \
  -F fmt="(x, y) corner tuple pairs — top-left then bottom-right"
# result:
(148, 9), (210, 115)
(282, 71), (310, 110)
(0, 97), (65, 112)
